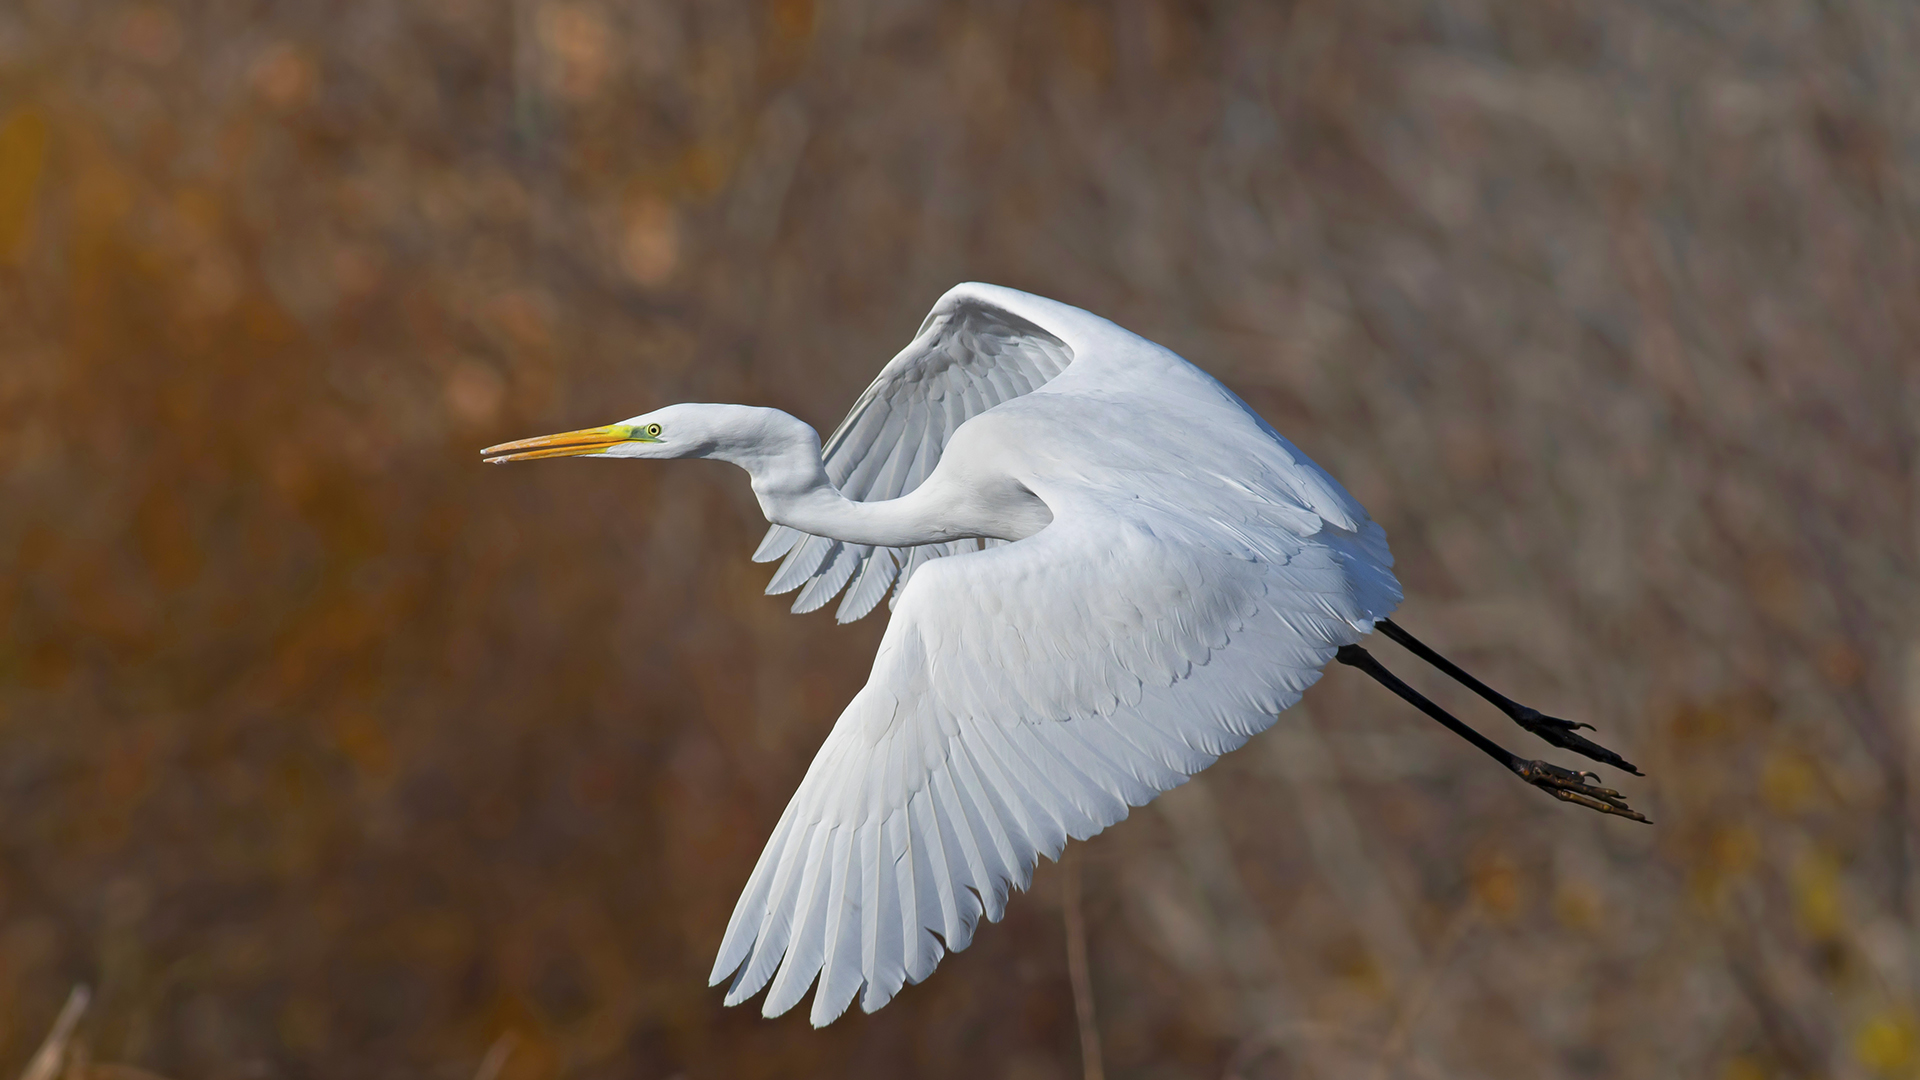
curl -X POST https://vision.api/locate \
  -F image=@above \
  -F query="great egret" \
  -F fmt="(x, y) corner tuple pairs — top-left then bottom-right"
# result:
(482, 283), (1645, 1027)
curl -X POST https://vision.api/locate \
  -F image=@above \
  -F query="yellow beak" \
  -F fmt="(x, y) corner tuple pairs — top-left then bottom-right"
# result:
(481, 424), (654, 463)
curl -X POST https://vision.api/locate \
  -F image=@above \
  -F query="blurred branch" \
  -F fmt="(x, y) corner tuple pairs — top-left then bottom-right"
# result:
(473, 1031), (517, 1080)
(1062, 849), (1105, 1080)
(19, 985), (88, 1080)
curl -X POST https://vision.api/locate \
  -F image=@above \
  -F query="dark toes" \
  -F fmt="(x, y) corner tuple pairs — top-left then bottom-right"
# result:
(1511, 707), (1643, 776)
(1515, 760), (1652, 824)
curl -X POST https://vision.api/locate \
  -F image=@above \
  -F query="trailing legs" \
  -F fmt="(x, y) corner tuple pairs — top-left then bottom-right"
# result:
(1375, 618), (1640, 775)
(1334, 642), (1649, 823)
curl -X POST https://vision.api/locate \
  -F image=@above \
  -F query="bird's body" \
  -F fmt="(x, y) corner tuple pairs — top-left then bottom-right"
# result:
(484, 283), (1641, 1028)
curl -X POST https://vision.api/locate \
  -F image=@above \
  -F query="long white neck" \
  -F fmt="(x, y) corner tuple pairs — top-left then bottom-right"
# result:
(698, 407), (980, 547)
(761, 483), (979, 547)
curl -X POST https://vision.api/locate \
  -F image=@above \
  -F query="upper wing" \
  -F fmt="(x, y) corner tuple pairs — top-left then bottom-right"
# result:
(710, 489), (1401, 1025)
(754, 295), (1075, 622)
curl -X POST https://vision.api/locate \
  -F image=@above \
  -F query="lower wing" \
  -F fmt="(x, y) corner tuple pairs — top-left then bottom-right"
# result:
(710, 494), (1400, 1025)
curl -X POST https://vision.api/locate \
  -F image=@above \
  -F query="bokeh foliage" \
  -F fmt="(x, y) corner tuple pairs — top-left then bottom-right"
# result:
(0, 0), (1916, 1077)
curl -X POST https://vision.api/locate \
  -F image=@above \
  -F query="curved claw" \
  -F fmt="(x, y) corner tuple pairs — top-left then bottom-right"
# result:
(1515, 760), (1651, 824)
(1510, 706), (1643, 776)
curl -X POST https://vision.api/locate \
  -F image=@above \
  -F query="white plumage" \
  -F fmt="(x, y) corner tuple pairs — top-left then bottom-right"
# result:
(484, 283), (1403, 1026)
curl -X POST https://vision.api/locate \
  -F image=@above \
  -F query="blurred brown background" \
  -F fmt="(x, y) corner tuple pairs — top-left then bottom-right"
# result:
(0, 0), (1915, 1077)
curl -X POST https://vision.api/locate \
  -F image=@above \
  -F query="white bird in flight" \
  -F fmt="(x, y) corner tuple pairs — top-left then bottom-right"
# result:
(482, 283), (1645, 1027)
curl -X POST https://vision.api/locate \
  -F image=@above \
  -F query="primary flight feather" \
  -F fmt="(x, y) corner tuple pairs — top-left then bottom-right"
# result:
(482, 282), (1643, 1028)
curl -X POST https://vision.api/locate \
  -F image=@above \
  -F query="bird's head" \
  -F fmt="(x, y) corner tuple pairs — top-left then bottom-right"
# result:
(481, 403), (817, 466)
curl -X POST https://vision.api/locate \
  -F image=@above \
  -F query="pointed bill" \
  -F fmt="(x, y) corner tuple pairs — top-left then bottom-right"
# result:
(481, 424), (652, 463)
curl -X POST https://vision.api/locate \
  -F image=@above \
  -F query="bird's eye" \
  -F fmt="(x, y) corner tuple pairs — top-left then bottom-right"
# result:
(645, 423), (663, 438)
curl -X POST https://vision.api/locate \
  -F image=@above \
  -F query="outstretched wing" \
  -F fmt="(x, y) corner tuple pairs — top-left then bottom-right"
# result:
(754, 296), (1075, 622)
(711, 484), (1401, 1025)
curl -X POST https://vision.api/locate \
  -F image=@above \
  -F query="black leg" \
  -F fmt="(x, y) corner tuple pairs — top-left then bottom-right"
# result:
(1375, 619), (1641, 776)
(1335, 644), (1649, 823)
